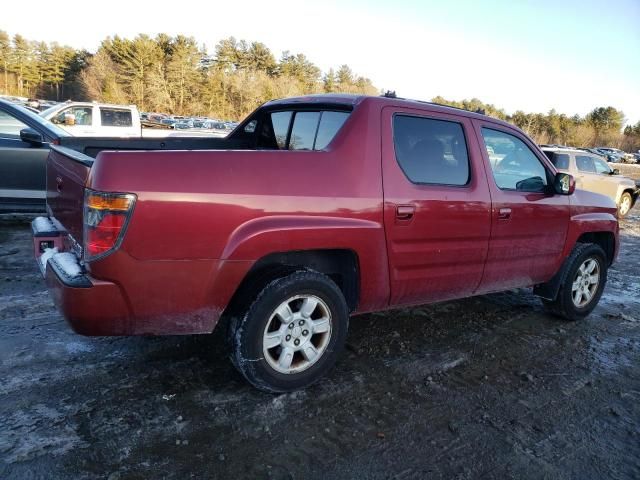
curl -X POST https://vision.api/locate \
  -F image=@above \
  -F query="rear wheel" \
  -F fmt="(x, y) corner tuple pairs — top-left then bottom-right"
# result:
(228, 270), (349, 393)
(542, 243), (607, 321)
(618, 192), (632, 217)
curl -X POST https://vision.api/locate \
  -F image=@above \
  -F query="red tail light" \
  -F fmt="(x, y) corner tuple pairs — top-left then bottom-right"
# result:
(83, 189), (136, 261)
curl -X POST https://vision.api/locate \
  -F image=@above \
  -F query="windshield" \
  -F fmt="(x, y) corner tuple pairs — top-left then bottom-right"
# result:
(39, 104), (61, 118)
(14, 103), (69, 137)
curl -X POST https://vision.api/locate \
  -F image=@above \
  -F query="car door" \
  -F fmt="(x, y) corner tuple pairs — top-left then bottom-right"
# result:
(0, 107), (50, 212)
(587, 155), (620, 201)
(381, 106), (492, 307)
(474, 122), (570, 293)
(98, 107), (136, 137)
(573, 154), (600, 192)
(50, 105), (95, 136)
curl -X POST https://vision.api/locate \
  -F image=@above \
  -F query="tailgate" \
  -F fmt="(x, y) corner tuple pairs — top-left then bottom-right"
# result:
(46, 145), (93, 251)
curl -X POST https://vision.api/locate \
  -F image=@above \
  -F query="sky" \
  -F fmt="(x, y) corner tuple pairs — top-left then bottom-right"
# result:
(3, 0), (639, 124)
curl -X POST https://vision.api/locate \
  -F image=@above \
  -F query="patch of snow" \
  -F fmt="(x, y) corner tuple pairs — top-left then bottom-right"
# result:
(39, 247), (58, 274)
(51, 252), (82, 278)
(32, 216), (55, 233)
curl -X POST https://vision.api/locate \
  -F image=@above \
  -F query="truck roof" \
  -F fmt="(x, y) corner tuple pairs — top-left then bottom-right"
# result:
(263, 93), (516, 130)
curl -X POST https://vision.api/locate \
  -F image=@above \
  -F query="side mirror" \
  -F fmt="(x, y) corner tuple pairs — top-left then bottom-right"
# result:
(20, 128), (44, 146)
(554, 172), (575, 195)
(64, 113), (76, 126)
(611, 168), (620, 175)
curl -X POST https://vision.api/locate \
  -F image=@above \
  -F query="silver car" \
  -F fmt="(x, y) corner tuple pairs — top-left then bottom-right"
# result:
(543, 147), (639, 216)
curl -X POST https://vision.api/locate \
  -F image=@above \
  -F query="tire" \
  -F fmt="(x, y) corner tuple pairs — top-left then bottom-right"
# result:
(542, 243), (607, 321)
(618, 192), (633, 217)
(228, 270), (349, 393)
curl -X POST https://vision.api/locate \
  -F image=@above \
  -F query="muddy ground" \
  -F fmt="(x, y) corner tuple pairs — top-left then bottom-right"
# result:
(1, 190), (640, 479)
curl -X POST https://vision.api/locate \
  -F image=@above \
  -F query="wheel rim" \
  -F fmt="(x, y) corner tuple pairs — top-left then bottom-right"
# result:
(571, 257), (600, 308)
(619, 195), (631, 216)
(262, 294), (332, 374)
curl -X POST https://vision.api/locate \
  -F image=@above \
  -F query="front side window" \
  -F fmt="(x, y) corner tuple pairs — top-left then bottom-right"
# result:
(593, 157), (611, 174)
(52, 107), (93, 126)
(0, 110), (27, 138)
(575, 155), (596, 173)
(100, 108), (132, 127)
(393, 115), (470, 185)
(481, 128), (548, 192)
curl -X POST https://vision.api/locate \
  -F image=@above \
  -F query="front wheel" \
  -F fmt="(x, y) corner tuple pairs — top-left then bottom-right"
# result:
(618, 192), (633, 217)
(542, 243), (607, 321)
(228, 270), (349, 393)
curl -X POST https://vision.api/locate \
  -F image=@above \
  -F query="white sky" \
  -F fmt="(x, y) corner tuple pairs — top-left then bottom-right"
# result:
(2, 0), (639, 125)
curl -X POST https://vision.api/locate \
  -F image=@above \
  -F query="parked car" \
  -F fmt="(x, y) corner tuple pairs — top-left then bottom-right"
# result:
(543, 146), (639, 216)
(595, 147), (626, 163)
(160, 118), (177, 128)
(33, 94), (619, 392)
(0, 99), (237, 213)
(39, 102), (142, 137)
(0, 99), (69, 212)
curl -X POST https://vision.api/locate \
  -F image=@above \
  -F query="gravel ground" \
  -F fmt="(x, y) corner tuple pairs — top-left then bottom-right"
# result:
(1, 201), (639, 479)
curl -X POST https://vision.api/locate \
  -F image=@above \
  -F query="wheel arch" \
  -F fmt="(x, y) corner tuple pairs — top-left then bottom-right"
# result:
(535, 231), (614, 301)
(224, 249), (361, 318)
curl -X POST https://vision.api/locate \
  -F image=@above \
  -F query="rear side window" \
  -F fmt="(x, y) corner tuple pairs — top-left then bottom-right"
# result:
(544, 152), (570, 170)
(392, 115), (470, 186)
(575, 155), (596, 173)
(314, 111), (350, 150)
(100, 108), (133, 127)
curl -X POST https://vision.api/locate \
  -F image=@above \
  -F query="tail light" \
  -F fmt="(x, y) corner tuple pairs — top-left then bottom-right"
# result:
(83, 189), (136, 261)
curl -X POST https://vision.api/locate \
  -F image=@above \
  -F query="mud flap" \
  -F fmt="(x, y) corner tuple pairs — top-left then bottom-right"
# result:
(533, 256), (572, 301)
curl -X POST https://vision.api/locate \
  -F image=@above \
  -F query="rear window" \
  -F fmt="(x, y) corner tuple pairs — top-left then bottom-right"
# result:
(100, 108), (133, 127)
(289, 112), (320, 150)
(271, 111), (292, 149)
(544, 152), (570, 170)
(259, 110), (350, 151)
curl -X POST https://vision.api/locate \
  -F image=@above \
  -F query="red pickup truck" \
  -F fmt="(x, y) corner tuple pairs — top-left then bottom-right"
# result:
(33, 94), (619, 392)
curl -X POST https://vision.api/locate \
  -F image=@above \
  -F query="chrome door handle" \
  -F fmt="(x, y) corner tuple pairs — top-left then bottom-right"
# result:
(396, 205), (415, 220)
(498, 208), (511, 220)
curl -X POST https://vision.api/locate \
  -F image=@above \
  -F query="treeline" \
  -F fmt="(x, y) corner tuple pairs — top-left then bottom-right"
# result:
(432, 96), (640, 152)
(0, 31), (87, 100)
(0, 31), (377, 120)
(1, 30), (638, 151)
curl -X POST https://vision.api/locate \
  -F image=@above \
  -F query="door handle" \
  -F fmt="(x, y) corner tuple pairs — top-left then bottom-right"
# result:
(56, 176), (63, 192)
(498, 207), (511, 220)
(396, 204), (415, 220)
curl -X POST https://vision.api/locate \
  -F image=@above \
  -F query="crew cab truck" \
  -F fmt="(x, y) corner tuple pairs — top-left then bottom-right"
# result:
(33, 94), (619, 392)
(39, 102), (142, 137)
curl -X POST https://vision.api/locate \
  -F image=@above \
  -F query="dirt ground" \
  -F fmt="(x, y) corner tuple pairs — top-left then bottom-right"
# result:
(1, 181), (640, 479)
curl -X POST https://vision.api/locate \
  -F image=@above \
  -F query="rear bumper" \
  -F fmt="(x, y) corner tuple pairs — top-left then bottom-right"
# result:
(33, 216), (132, 335)
(44, 259), (132, 335)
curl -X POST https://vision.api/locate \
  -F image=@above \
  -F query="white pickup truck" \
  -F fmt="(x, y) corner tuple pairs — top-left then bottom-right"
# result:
(39, 102), (142, 137)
